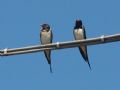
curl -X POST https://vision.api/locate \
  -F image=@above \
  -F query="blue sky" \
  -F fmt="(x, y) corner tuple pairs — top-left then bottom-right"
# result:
(0, 0), (120, 90)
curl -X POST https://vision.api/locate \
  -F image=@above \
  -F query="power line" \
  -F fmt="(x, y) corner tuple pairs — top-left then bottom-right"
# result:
(0, 33), (120, 56)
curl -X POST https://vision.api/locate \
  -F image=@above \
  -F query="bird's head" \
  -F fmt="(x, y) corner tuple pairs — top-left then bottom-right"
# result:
(74, 19), (82, 29)
(41, 24), (50, 31)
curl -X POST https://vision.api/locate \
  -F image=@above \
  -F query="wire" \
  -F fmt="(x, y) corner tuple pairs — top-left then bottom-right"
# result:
(0, 33), (120, 56)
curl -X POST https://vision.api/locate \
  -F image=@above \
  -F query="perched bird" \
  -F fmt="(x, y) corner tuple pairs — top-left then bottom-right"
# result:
(73, 20), (91, 69)
(40, 24), (53, 73)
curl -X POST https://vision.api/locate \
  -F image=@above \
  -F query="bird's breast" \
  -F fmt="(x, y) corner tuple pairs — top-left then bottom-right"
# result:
(74, 29), (84, 40)
(41, 31), (51, 44)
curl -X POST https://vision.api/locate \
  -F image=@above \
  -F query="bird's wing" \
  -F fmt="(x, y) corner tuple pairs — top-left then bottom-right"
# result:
(79, 26), (91, 69)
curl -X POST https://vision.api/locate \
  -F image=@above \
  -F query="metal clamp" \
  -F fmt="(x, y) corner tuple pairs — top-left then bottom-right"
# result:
(4, 48), (8, 54)
(56, 42), (60, 48)
(100, 35), (105, 42)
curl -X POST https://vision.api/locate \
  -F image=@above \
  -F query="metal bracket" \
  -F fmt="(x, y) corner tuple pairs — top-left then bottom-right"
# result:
(4, 48), (8, 54)
(56, 42), (60, 48)
(100, 35), (105, 42)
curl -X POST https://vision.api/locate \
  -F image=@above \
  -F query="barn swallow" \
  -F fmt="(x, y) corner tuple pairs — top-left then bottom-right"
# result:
(73, 20), (91, 69)
(40, 24), (53, 73)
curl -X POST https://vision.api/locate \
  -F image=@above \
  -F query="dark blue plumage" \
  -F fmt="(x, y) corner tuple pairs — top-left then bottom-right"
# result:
(40, 24), (53, 73)
(73, 20), (91, 69)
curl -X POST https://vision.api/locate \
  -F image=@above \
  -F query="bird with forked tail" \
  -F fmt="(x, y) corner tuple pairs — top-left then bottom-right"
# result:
(40, 24), (53, 73)
(73, 19), (91, 69)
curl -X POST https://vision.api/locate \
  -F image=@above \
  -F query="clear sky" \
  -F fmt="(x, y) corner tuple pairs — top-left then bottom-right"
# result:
(0, 0), (120, 90)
